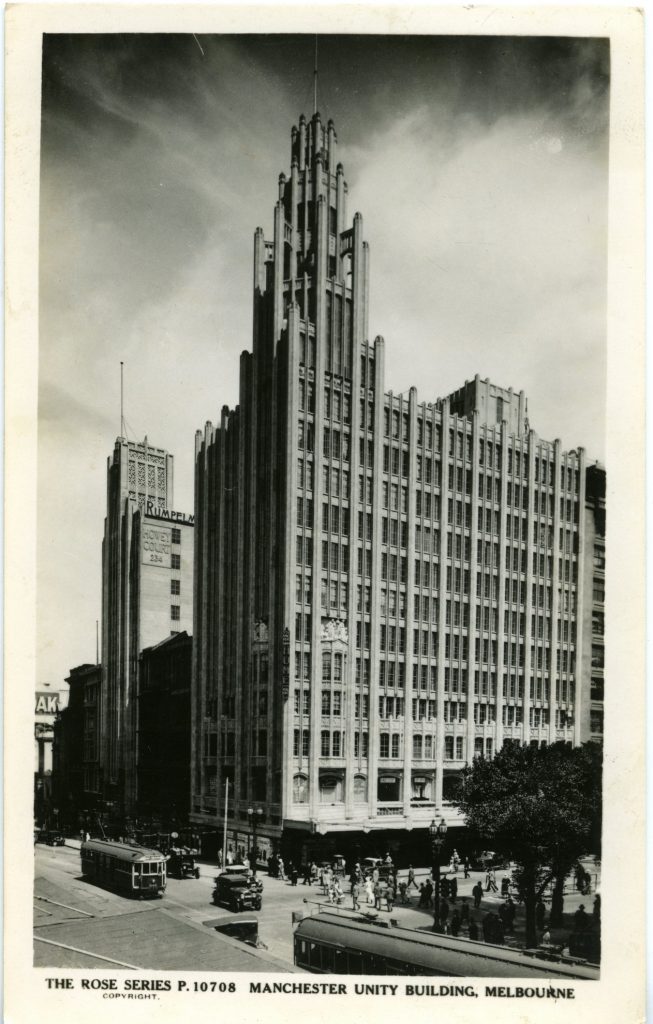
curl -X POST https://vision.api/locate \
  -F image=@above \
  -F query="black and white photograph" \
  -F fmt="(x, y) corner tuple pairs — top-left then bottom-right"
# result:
(4, 6), (646, 1023)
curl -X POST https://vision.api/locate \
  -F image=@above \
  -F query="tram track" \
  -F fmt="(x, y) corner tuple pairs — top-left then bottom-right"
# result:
(34, 935), (140, 969)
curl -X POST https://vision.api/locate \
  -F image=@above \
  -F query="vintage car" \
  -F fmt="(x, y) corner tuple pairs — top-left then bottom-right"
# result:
(167, 846), (201, 879)
(212, 873), (263, 913)
(36, 830), (66, 847)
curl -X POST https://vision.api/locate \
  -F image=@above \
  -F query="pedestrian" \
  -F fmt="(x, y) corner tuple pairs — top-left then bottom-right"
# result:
(278, 856), (286, 881)
(440, 897), (450, 926)
(452, 849), (460, 874)
(399, 880), (409, 904)
(384, 852), (393, 866)
(386, 887), (394, 912)
(468, 918), (479, 941)
(494, 916), (505, 945)
(472, 882), (483, 909)
(418, 883), (427, 908)
(593, 894), (601, 922)
(460, 898), (470, 924)
(440, 876), (450, 900)
(487, 868), (501, 892)
(542, 925), (552, 947)
(374, 882), (382, 910)
(407, 865), (419, 890)
(333, 879), (344, 904)
(504, 896), (516, 933)
(311, 861), (319, 884)
(501, 875), (510, 897)
(227, 846), (234, 865)
(372, 866), (380, 885)
(424, 879), (434, 906)
(366, 876), (375, 906)
(535, 898), (546, 931)
(450, 910), (461, 937)
(303, 862), (312, 885)
(450, 877), (458, 903)
(352, 882), (361, 911)
(290, 863), (299, 886)
(463, 857), (471, 879)
(574, 904), (589, 932)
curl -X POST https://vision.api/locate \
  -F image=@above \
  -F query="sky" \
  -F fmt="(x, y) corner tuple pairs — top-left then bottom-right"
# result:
(38, 33), (609, 684)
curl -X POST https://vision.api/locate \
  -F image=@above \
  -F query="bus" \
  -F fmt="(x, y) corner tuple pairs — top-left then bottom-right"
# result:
(80, 839), (167, 898)
(293, 910), (599, 979)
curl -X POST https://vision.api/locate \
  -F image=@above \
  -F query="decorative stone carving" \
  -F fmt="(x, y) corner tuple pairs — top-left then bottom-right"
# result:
(320, 618), (348, 643)
(253, 620), (269, 644)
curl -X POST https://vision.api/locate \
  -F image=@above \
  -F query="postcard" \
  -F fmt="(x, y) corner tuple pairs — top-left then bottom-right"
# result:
(5, 4), (646, 1023)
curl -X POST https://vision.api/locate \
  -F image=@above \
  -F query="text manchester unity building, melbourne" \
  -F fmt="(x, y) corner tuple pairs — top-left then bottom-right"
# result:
(190, 111), (604, 863)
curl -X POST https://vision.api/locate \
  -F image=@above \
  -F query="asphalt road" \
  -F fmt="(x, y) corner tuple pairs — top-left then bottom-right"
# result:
(34, 843), (600, 972)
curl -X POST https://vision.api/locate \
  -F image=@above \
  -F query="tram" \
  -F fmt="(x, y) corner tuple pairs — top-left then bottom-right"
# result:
(80, 838), (167, 897)
(293, 911), (599, 979)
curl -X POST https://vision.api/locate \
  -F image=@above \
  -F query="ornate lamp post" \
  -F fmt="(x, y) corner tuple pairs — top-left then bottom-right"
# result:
(247, 806), (263, 878)
(429, 816), (448, 932)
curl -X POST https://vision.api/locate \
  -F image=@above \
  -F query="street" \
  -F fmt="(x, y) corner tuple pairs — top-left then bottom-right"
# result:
(35, 843), (600, 972)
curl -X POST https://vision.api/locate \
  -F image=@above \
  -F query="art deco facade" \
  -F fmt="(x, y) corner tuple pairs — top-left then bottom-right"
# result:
(101, 437), (193, 816)
(191, 112), (597, 859)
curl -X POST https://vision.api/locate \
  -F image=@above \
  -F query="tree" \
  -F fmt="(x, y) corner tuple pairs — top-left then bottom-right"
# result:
(452, 742), (602, 948)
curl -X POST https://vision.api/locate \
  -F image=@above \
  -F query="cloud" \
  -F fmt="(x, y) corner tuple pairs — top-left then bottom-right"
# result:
(37, 35), (608, 683)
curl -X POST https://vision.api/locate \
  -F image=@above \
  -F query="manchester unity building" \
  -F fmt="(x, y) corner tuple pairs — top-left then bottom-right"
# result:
(191, 112), (603, 862)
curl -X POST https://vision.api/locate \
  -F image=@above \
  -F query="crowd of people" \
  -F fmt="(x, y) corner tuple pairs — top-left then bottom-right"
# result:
(256, 847), (599, 956)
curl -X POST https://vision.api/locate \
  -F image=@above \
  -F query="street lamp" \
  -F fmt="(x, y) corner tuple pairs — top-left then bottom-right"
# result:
(247, 806), (263, 878)
(429, 816), (448, 932)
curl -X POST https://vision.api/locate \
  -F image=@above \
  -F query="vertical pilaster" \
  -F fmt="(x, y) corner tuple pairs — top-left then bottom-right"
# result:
(362, 336), (385, 823)
(548, 440), (562, 742)
(522, 429), (536, 744)
(308, 191), (329, 820)
(495, 422), (508, 751)
(465, 412), (480, 763)
(283, 306), (300, 817)
(574, 448), (587, 746)
(403, 388), (418, 814)
(435, 400), (450, 808)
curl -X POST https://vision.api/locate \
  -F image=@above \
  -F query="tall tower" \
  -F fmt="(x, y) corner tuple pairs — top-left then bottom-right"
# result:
(193, 112), (589, 865)
(101, 437), (173, 813)
(193, 111), (373, 844)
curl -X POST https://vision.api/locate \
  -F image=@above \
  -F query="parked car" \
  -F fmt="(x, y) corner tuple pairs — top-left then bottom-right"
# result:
(36, 831), (65, 847)
(212, 873), (263, 913)
(468, 850), (510, 871)
(167, 847), (200, 879)
(362, 856), (394, 881)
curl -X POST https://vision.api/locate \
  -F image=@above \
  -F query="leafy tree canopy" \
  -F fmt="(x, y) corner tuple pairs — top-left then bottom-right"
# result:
(452, 741), (602, 872)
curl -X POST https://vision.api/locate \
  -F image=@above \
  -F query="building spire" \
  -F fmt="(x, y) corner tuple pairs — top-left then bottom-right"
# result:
(313, 35), (318, 115)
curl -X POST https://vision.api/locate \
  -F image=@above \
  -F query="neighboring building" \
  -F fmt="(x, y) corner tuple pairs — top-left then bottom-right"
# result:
(52, 663), (101, 831)
(137, 631), (192, 823)
(191, 111), (598, 862)
(34, 682), (68, 827)
(101, 436), (193, 816)
(579, 463), (606, 744)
